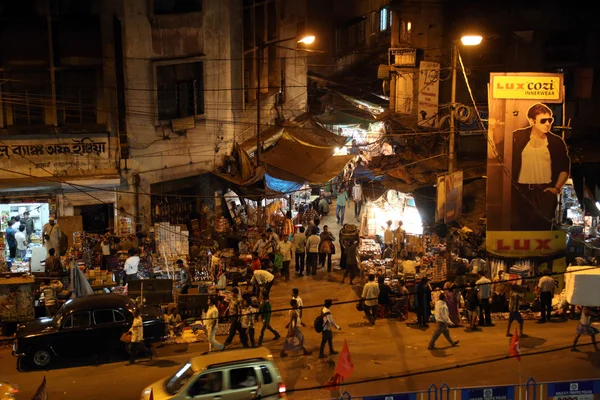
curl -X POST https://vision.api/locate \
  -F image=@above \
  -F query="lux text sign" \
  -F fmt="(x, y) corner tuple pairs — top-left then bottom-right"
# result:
(491, 75), (563, 102)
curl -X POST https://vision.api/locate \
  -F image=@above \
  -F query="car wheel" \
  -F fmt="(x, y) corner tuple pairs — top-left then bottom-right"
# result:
(32, 348), (52, 369)
(16, 357), (28, 372)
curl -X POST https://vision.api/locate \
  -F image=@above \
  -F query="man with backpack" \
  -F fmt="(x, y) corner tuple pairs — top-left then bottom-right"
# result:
(316, 299), (342, 358)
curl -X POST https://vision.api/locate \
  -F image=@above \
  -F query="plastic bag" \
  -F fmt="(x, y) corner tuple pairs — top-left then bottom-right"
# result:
(274, 254), (283, 270)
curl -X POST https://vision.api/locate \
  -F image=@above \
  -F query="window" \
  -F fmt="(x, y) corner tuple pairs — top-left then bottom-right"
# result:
(114, 310), (126, 322)
(56, 70), (97, 125)
(157, 62), (204, 120)
(400, 20), (412, 44)
(229, 367), (258, 389)
(188, 371), (222, 397)
(369, 12), (379, 36)
(153, 0), (202, 15)
(380, 7), (390, 32)
(260, 365), (273, 384)
(62, 311), (91, 329)
(2, 71), (50, 126)
(93, 309), (115, 325)
(166, 363), (195, 395)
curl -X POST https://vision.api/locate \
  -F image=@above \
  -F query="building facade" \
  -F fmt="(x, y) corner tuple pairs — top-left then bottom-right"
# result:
(0, 0), (308, 232)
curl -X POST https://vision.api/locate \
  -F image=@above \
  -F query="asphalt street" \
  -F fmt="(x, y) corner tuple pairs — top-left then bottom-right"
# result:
(1, 212), (599, 399)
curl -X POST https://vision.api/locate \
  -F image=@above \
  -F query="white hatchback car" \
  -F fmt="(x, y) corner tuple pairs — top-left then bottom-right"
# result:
(141, 347), (287, 400)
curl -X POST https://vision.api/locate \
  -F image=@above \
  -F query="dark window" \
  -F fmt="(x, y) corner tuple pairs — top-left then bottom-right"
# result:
(3, 71), (50, 126)
(93, 309), (115, 325)
(260, 365), (273, 384)
(154, 0), (202, 15)
(229, 367), (258, 389)
(187, 371), (222, 397)
(157, 62), (204, 120)
(62, 311), (91, 329)
(56, 69), (97, 125)
(114, 310), (126, 322)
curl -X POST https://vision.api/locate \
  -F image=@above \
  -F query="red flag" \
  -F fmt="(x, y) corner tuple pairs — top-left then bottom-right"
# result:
(334, 339), (355, 379)
(509, 330), (521, 361)
(323, 373), (343, 391)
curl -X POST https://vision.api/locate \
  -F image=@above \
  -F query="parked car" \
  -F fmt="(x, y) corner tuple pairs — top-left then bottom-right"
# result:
(141, 347), (287, 400)
(13, 293), (166, 369)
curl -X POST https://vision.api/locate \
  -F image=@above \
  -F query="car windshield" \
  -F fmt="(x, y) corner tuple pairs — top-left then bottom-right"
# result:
(166, 362), (195, 395)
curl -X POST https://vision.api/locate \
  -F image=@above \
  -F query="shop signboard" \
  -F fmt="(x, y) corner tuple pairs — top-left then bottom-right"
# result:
(417, 61), (440, 128)
(486, 72), (568, 257)
(547, 380), (600, 400)
(0, 133), (117, 179)
(461, 385), (514, 400)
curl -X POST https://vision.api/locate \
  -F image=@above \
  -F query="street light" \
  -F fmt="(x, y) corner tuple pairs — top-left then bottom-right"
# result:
(448, 34), (482, 173)
(255, 34), (316, 166)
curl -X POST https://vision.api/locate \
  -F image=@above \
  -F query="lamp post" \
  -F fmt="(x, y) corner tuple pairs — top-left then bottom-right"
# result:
(255, 35), (315, 166)
(448, 35), (482, 173)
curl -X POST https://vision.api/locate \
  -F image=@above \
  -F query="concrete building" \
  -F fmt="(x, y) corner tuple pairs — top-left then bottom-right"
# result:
(0, 0), (308, 233)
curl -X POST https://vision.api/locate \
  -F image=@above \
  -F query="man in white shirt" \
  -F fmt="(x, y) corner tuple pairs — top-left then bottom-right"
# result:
(127, 309), (152, 365)
(319, 299), (341, 358)
(476, 271), (493, 326)
(253, 234), (272, 259)
(361, 274), (380, 326)
(123, 248), (140, 286)
(352, 180), (363, 219)
(291, 288), (304, 321)
(383, 220), (394, 249)
(277, 236), (293, 281)
(15, 225), (27, 259)
(251, 269), (275, 299)
(206, 296), (224, 352)
(536, 270), (555, 323)
(428, 293), (460, 350)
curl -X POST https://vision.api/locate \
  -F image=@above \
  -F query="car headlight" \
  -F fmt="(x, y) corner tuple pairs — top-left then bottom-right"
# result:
(140, 388), (152, 400)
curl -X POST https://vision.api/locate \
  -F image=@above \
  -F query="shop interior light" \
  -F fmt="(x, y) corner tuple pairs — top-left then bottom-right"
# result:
(595, 201), (600, 211)
(460, 35), (483, 46)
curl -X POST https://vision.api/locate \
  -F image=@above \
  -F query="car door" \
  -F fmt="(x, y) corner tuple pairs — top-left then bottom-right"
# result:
(185, 370), (224, 399)
(92, 309), (128, 354)
(53, 311), (94, 358)
(225, 365), (260, 400)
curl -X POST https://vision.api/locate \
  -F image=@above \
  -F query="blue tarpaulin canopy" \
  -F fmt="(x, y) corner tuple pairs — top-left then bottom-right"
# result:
(265, 174), (304, 194)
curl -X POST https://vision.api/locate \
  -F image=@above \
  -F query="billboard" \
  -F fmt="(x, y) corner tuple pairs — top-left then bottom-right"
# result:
(418, 61), (440, 128)
(487, 72), (569, 257)
(436, 170), (463, 223)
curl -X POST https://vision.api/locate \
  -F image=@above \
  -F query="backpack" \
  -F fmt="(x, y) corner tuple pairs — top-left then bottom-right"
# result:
(313, 311), (330, 333)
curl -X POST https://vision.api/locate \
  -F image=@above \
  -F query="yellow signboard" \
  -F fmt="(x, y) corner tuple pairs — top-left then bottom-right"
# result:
(491, 75), (563, 101)
(486, 231), (566, 258)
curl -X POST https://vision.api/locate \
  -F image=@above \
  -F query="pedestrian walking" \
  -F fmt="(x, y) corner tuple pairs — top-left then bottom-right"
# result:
(224, 287), (249, 348)
(341, 239), (359, 284)
(428, 293), (460, 350)
(506, 285), (525, 337)
(319, 299), (341, 358)
(242, 297), (259, 348)
(476, 271), (493, 326)
(206, 296), (224, 352)
(572, 307), (599, 352)
(127, 309), (153, 365)
(277, 235), (293, 281)
(319, 225), (335, 272)
(291, 288), (305, 322)
(536, 270), (555, 323)
(361, 274), (380, 326)
(292, 226), (307, 276)
(281, 299), (311, 357)
(336, 187), (349, 225)
(352, 179), (363, 219)
(258, 292), (280, 345)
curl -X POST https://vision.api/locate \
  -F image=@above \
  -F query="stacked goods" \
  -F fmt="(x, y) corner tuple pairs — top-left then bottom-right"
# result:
(565, 266), (600, 306)
(215, 217), (229, 233)
(0, 234), (4, 264)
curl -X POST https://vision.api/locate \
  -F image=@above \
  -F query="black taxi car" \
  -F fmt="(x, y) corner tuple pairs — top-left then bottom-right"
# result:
(13, 293), (167, 369)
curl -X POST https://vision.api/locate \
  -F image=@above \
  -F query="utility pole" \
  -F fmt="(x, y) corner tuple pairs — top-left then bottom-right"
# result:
(448, 43), (458, 174)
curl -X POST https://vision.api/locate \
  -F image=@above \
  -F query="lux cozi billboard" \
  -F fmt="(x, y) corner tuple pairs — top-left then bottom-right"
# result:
(487, 73), (569, 259)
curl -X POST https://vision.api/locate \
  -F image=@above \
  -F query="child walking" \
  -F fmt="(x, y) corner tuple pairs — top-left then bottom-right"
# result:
(572, 307), (599, 352)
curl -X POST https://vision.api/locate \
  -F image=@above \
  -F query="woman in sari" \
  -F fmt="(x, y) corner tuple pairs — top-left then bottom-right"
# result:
(444, 281), (462, 326)
(281, 299), (311, 357)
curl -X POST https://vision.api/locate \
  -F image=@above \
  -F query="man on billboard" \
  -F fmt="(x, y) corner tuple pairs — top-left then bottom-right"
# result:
(511, 103), (570, 231)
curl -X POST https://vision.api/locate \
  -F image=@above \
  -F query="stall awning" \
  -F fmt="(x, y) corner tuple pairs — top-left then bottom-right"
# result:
(261, 129), (353, 184)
